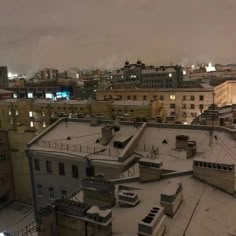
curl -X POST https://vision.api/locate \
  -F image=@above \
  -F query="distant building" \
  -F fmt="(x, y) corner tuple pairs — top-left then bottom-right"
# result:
(111, 60), (183, 88)
(39, 68), (58, 80)
(0, 66), (9, 89)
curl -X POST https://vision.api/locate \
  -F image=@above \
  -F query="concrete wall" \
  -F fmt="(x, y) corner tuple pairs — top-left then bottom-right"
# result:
(38, 210), (57, 236)
(0, 130), (14, 209)
(8, 130), (35, 204)
(193, 166), (236, 194)
(139, 167), (161, 183)
(87, 222), (112, 236)
(56, 213), (86, 236)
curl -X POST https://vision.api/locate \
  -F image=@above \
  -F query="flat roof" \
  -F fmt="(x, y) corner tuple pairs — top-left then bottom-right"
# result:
(109, 176), (236, 235)
(28, 120), (137, 163)
(0, 202), (33, 235)
(28, 120), (236, 169)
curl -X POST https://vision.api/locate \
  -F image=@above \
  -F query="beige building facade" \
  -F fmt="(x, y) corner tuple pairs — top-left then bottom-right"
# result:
(97, 88), (214, 123)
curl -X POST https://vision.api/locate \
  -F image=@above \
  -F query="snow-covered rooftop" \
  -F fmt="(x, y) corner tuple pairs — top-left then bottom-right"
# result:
(110, 176), (236, 235)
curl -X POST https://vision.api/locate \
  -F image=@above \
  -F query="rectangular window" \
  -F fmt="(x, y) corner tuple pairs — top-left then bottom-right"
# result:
(0, 153), (7, 160)
(143, 95), (147, 100)
(59, 162), (65, 176)
(72, 165), (79, 178)
(49, 187), (54, 200)
(199, 95), (204, 101)
(46, 160), (52, 173)
(190, 96), (195, 101)
(153, 95), (157, 100)
(169, 95), (176, 101)
(133, 95), (137, 100)
(190, 104), (195, 109)
(29, 111), (33, 117)
(182, 104), (186, 109)
(61, 190), (67, 198)
(160, 95), (164, 100)
(34, 159), (40, 171)
(182, 96), (186, 101)
(127, 95), (131, 100)
(199, 104), (204, 110)
(170, 104), (176, 109)
(37, 184), (42, 197)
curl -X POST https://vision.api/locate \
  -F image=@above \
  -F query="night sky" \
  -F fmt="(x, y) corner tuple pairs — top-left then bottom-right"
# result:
(1, 0), (236, 74)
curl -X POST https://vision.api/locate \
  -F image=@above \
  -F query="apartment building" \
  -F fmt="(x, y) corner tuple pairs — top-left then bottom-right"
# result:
(97, 88), (214, 123)
(111, 60), (183, 88)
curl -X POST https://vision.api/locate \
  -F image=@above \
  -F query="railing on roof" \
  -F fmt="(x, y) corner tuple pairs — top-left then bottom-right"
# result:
(36, 140), (121, 157)
(8, 221), (38, 236)
(136, 144), (158, 152)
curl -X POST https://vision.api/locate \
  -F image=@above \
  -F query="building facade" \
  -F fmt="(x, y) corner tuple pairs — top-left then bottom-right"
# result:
(0, 66), (9, 89)
(97, 88), (214, 124)
(111, 61), (183, 88)
(0, 130), (14, 209)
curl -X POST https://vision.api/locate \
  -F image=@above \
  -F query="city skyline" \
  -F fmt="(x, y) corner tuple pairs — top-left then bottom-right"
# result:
(1, 0), (236, 74)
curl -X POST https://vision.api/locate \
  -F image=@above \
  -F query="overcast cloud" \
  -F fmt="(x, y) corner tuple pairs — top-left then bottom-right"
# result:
(0, 0), (236, 73)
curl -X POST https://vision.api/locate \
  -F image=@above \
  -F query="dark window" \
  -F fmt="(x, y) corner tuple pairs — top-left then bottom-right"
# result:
(190, 104), (195, 109)
(61, 190), (67, 198)
(59, 162), (65, 176)
(0, 153), (7, 160)
(133, 95), (137, 100)
(143, 95), (147, 100)
(190, 96), (195, 101)
(46, 160), (52, 173)
(37, 184), (42, 196)
(199, 95), (204, 101)
(183, 96), (186, 100)
(49, 187), (54, 200)
(170, 104), (176, 109)
(127, 95), (131, 100)
(160, 95), (164, 100)
(72, 165), (79, 178)
(199, 104), (204, 110)
(34, 159), (40, 171)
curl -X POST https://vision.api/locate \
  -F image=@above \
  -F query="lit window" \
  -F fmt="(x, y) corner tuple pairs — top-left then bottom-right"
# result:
(46, 93), (53, 99)
(9, 110), (12, 116)
(28, 92), (33, 98)
(169, 95), (176, 101)
(30, 121), (34, 127)
(15, 110), (18, 116)
(13, 93), (17, 99)
(43, 122), (46, 128)
(42, 112), (45, 117)
(29, 111), (33, 117)
(169, 73), (172, 78)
